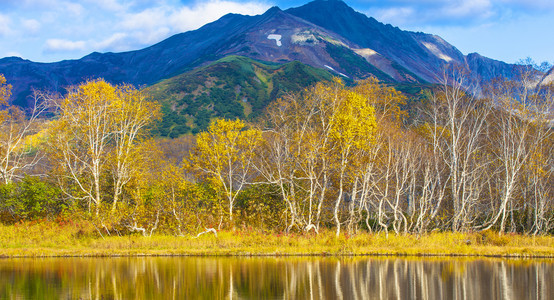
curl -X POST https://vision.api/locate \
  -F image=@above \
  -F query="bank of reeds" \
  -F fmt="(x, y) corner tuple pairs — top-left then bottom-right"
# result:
(1, 220), (552, 258)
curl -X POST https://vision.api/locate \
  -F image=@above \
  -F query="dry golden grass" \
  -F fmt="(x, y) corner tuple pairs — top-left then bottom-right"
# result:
(1, 221), (552, 258)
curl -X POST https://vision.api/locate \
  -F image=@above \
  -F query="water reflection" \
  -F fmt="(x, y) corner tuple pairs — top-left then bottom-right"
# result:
(0, 256), (552, 299)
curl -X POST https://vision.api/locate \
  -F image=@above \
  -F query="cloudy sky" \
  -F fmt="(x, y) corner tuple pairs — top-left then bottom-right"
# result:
(0, 0), (552, 64)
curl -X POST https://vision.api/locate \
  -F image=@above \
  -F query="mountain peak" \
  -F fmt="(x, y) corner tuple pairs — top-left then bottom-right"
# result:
(288, 0), (354, 14)
(258, 5), (288, 22)
(264, 6), (283, 14)
(0, 56), (26, 63)
(286, 0), (379, 37)
(306, 0), (348, 7)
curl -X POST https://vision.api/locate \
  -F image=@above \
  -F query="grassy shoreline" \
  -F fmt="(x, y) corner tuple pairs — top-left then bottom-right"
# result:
(1, 221), (553, 258)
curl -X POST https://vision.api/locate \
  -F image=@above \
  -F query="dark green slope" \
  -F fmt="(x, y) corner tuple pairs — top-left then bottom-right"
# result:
(147, 55), (333, 137)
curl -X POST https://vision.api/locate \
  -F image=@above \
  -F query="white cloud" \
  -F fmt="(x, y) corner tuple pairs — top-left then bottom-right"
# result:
(94, 32), (128, 51)
(44, 39), (87, 52)
(442, 0), (493, 18)
(65, 2), (84, 16)
(0, 14), (12, 36)
(365, 0), (554, 26)
(5, 51), (22, 58)
(168, 0), (270, 32)
(120, 7), (167, 30)
(22, 19), (41, 34)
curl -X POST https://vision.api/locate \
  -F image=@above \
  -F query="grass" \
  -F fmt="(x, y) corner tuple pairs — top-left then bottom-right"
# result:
(1, 220), (553, 258)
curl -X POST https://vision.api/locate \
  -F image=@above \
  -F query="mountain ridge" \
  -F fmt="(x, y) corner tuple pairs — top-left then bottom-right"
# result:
(0, 0), (524, 107)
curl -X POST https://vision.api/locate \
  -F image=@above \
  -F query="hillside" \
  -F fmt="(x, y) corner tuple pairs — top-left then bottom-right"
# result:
(147, 56), (333, 137)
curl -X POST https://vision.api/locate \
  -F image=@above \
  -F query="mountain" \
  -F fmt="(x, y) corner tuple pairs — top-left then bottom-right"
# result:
(0, 0), (522, 108)
(286, 0), (518, 83)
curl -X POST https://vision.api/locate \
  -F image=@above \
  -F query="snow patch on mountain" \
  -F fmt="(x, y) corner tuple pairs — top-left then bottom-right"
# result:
(325, 65), (349, 78)
(422, 42), (453, 62)
(267, 34), (282, 46)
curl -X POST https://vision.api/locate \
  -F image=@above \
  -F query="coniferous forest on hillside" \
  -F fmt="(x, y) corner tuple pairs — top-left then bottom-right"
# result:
(0, 64), (552, 251)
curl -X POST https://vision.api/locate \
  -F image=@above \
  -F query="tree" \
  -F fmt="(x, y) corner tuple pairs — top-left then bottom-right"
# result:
(423, 68), (491, 232)
(189, 118), (261, 226)
(257, 92), (325, 233)
(110, 84), (162, 211)
(258, 78), (382, 235)
(329, 86), (377, 236)
(48, 79), (160, 216)
(484, 67), (553, 233)
(0, 75), (47, 184)
(343, 79), (410, 235)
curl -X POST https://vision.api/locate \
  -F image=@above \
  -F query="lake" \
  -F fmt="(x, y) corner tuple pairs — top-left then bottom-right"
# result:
(0, 257), (552, 299)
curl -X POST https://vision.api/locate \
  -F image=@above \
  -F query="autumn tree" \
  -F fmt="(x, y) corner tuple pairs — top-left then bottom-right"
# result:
(259, 78), (381, 235)
(48, 79), (161, 216)
(343, 78), (410, 235)
(410, 123), (448, 233)
(329, 86), (377, 236)
(0, 75), (47, 184)
(189, 118), (261, 227)
(423, 68), (491, 232)
(525, 131), (553, 234)
(258, 92), (326, 233)
(483, 67), (554, 233)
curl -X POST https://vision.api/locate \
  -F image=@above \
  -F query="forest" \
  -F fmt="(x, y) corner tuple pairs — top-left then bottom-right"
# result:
(0, 66), (552, 239)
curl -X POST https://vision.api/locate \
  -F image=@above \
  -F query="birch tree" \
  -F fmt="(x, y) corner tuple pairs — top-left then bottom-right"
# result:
(258, 93), (328, 233)
(0, 75), (47, 184)
(48, 79), (160, 215)
(190, 118), (261, 226)
(329, 89), (377, 236)
(484, 69), (553, 233)
(425, 69), (491, 232)
(110, 84), (161, 211)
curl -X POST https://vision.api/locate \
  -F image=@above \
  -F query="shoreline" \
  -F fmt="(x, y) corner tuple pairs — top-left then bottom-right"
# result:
(2, 221), (553, 259)
(2, 243), (553, 259)
(2, 253), (554, 259)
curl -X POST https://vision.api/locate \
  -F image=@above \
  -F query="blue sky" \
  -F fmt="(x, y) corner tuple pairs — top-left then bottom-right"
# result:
(0, 0), (552, 64)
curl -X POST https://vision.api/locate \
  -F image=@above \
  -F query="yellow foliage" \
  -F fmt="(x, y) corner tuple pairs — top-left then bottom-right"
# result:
(190, 118), (262, 224)
(48, 78), (162, 214)
(353, 77), (407, 124)
(0, 74), (10, 106)
(330, 90), (377, 151)
(192, 118), (262, 179)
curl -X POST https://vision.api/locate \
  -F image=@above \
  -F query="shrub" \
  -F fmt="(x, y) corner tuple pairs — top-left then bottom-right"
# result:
(0, 176), (63, 223)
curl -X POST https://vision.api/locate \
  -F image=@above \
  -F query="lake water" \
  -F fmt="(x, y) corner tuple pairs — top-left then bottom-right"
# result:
(0, 257), (552, 299)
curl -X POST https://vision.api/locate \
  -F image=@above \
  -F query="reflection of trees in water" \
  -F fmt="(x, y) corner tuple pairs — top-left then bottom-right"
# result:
(0, 258), (552, 299)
